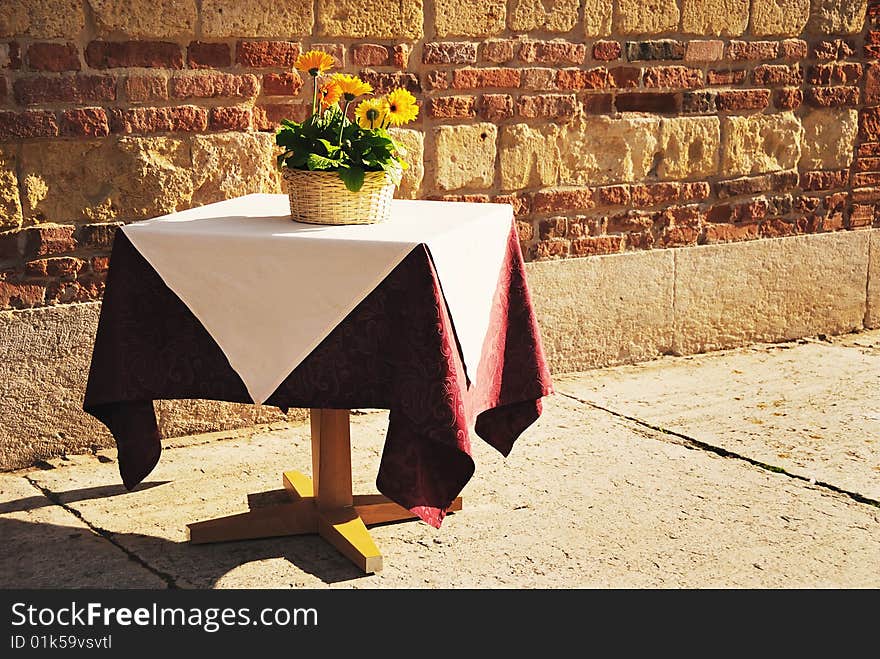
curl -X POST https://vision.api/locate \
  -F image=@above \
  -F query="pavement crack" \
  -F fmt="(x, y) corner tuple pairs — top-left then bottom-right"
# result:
(557, 391), (880, 511)
(23, 475), (179, 589)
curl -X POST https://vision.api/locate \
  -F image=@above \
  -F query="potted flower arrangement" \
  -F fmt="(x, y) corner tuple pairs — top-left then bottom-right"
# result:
(276, 50), (419, 225)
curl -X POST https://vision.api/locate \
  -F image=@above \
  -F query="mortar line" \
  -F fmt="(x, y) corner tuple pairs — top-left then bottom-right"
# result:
(23, 474), (179, 588)
(557, 391), (880, 510)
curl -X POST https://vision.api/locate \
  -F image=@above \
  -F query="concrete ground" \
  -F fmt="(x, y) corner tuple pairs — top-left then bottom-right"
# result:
(2, 331), (878, 589)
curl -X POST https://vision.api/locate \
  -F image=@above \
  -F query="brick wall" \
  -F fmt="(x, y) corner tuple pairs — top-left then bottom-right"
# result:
(1, 0), (879, 311)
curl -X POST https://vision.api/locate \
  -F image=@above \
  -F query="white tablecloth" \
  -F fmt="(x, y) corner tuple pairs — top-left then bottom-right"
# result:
(122, 194), (512, 403)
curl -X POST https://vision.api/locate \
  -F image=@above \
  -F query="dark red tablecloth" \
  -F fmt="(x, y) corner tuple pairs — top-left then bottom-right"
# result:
(83, 224), (553, 527)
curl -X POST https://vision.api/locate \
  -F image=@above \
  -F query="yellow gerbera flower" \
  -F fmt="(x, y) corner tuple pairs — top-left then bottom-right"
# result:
(384, 88), (419, 126)
(355, 97), (389, 129)
(294, 50), (335, 76)
(332, 74), (373, 101)
(318, 80), (342, 109)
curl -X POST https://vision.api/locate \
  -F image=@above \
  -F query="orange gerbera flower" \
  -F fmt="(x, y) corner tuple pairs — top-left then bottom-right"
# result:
(332, 74), (373, 101)
(294, 50), (335, 76)
(318, 79), (343, 109)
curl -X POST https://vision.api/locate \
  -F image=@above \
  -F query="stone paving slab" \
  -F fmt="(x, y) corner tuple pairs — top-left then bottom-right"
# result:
(0, 474), (165, 588)
(554, 330), (880, 502)
(21, 390), (880, 588)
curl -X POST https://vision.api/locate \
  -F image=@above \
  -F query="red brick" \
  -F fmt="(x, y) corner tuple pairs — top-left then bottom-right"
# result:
(75, 223), (121, 250)
(86, 40), (183, 69)
(0, 42), (21, 70)
(358, 70), (419, 94)
(90, 255), (110, 273)
(424, 70), (449, 90)
(517, 93), (577, 120)
(596, 185), (630, 206)
(426, 194), (491, 203)
(780, 39), (808, 60)
(684, 40), (724, 62)
(726, 41), (778, 61)
(660, 225), (701, 247)
(478, 94), (513, 121)
(538, 217), (567, 239)
(0, 231), (21, 264)
(481, 39), (516, 63)
(353, 44), (391, 66)
(807, 62), (863, 85)
(0, 279), (45, 309)
(556, 67), (610, 90)
(643, 66), (703, 89)
(630, 182), (680, 206)
(261, 72), (303, 96)
(706, 69), (745, 86)
(616, 92), (679, 113)
(853, 172), (880, 187)
(519, 40), (586, 65)
(0, 76), (6, 103)
(852, 187), (880, 202)
(26, 42), (80, 72)
(801, 170), (848, 191)
(867, 44), (880, 59)
(422, 42), (477, 65)
(859, 142), (880, 157)
(59, 108), (109, 137)
(124, 75), (168, 102)
(865, 63), (880, 104)
(13, 74), (116, 105)
(109, 106), (208, 134)
(707, 199), (769, 223)
(716, 89), (770, 111)
(680, 181), (711, 201)
(805, 86), (859, 107)
(514, 220), (534, 242)
(452, 68), (520, 89)
(520, 67), (556, 90)
(187, 42), (231, 69)
(607, 210), (653, 232)
(625, 40), (685, 61)
(752, 64), (802, 86)
(704, 223), (760, 243)
(849, 203), (875, 228)
(759, 218), (803, 238)
(774, 87), (803, 110)
(235, 41), (300, 68)
(609, 66), (641, 88)
(570, 235), (623, 257)
(655, 204), (706, 228)
(23, 226), (76, 258)
(45, 277), (104, 304)
(530, 187), (594, 213)
(309, 43), (345, 69)
(25, 256), (84, 277)
(534, 240), (568, 259)
(0, 110), (58, 138)
(581, 93), (613, 114)
(253, 103), (310, 130)
(813, 39), (856, 61)
(626, 231), (655, 250)
(171, 73), (258, 99)
(429, 95), (476, 118)
(592, 40), (621, 61)
(391, 44), (409, 69)
(209, 106), (252, 131)
(493, 194), (530, 217)
(861, 106), (880, 140)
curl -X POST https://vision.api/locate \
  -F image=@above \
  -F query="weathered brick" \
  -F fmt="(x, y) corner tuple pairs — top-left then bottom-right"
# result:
(534, 239), (568, 259)
(25, 256), (84, 278)
(849, 204), (874, 228)
(685, 40), (724, 62)
(707, 69), (746, 85)
(124, 75), (168, 103)
(800, 170), (849, 191)
(75, 223), (122, 250)
(626, 40), (685, 62)
(682, 90), (716, 113)
(0, 231), (21, 264)
(707, 199), (769, 223)
(478, 94), (513, 121)
(85, 41), (183, 69)
(482, 39), (516, 63)
(607, 210), (654, 232)
(353, 44), (391, 66)
(643, 66), (704, 89)
(425, 70), (449, 91)
(774, 87), (803, 110)
(570, 235), (623, 257)
(807, 63), (863, 86)
(704, 223), (761, 243)
(866, 63), (880, 104)
(517, 94), (577, 120)
(531, 187), (594, 214)
(716, 89), (770, 111)
(805, 86), (860, 108)
(209, 106), (252, 131)
(780, 39), (808, 60)
(631, 182), (681, 207)
(261, 72), (303, 96)
(429, 95), (476, 118)
(253, 103), (309, 130)
(519, 40), (586, 65)
(616, 92), (680, 113)
(714, 172), (781, 198)
(538, 217), (567, 239)
(313, 43), (346, 68)
(23, 225), (76, 258)
(514, 220), (534, 241)
(753, 64), (802, 86)
(235, 41), (300, 68)
(359, 70), (420, 95)
(660, 225), (701, 247)
(171, 73), (259, 99)
(109, 106), (208, 134)
(520, 67), (557, 90)
(852, 186), (880, 202)
(556, 67), (610, 90)
(0, 76), (6, 103)
(0, 279), (45, 309)
(680, 181), (712, 200)
(452, 68), (520, 89)
(759, 219), (804, 239)
(422, 42), (477, 65)
(14, 74), (116, 105)
(726, 41), (778, 61)
(26, 42), (79, 72)
(859, 142), (880, 157)
(861, 107), (880, 140)
(44, 277), (105, 304)
(596, 185), (631, 206)
(90, 255), (110, 273)
(581, 93), (613, 114)
(59, 108), (109, 137)
(0, 110), (58, 138)
(853, 172), (880, 187)
(187, 42), (231, 69)
(0, 42), (22, 70)
(593, 41), (621, 61)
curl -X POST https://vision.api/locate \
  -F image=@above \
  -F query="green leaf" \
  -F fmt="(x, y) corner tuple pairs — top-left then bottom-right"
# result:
(307, 153), (339, 170)
(338, 166), (365, 192)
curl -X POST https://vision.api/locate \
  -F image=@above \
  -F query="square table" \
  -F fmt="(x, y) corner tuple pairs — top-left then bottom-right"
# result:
(84, 194), (553, 573)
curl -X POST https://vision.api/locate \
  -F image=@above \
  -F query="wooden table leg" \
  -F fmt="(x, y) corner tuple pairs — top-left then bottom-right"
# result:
(187, 408), (462, 574)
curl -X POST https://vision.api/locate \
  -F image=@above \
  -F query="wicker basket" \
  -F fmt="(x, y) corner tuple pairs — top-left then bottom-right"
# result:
(282, 168), (396, 225)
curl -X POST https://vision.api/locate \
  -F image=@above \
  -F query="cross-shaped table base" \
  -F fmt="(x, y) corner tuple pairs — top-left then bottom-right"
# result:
(185, 409), (462, 573)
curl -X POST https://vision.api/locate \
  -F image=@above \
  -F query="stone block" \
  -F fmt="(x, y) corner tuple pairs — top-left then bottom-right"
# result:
(320, 0), (422, 38)
(584, 0), (613, 36)
(0, 0), (84, 39)
(88, 0), (197, 39)
(498, 123), (561, 191)
(190, 133), (280, 207)
(615, 0), (680, 34)
(681, 0), (749, 36)
(434, 0), (504, 37)
(807, 0), (867, 35)
(868, 230), (879, 329)
(434, 123), (497, 191)
(721, 112), (803, 176)
(509, 0), (579, 32)
(657, 116), (720, 179)
(750, 0), (810, 36)
(800, 108), (858, 171)
(0, 145), (22, 231)
(202, 0), (313, 38)
(388, 128), (424, 199)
